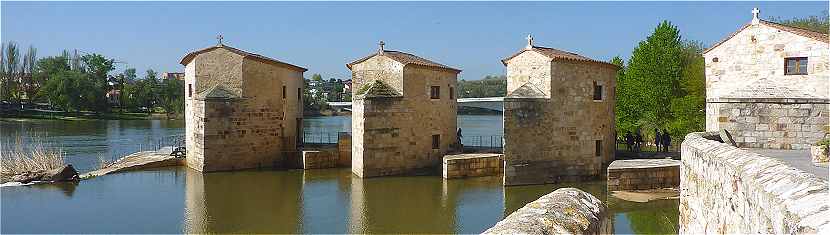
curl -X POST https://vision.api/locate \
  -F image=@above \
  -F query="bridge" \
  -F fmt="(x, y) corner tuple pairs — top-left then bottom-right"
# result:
(327, 97), (505, 111)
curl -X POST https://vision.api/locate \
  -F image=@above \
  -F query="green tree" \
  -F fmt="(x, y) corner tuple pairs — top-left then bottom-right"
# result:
(21, 45), (38, 102)
(2, 42), (21, 102)
(34, 55), (71, 104)
(617, 20), (684, 134)
(667, 40), (707, 139)
(769, 10), (829, 34)
(40, 70), (86, 112)
(159, 77), (184, 116)
(80, 53), (115, 113)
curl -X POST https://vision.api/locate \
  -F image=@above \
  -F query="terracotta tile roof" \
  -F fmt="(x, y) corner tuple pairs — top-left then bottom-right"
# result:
(501, 46), (620, 69)
(704, 20), (829, 54)
(180, 44), (307, 72)
(347, 50), (461, 73)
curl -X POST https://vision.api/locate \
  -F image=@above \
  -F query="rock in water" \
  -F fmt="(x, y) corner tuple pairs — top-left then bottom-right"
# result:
(8, 165), (79, 184)
(44, 165), (80, 182)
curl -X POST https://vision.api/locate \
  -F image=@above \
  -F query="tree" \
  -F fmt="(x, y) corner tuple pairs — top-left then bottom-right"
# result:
(40, 70), (86, 112)
(616, 20), (684, 134)
(667, 40), (706, 139)
(159, 77), (184, 116)
(457, 75), (506, 98)
(34, 55), (71, 105)
(80, 53), (115, 113)
(769, 10), (829, 34)
(21, 45), (39, 102)
(2, 42), (21, 102)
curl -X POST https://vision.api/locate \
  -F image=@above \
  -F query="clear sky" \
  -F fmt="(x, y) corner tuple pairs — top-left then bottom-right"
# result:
(2, 1), (827, 80)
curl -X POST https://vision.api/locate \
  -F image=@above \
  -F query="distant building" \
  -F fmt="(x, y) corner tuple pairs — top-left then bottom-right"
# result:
(347, 41), (461, 177)
(162, 72), (185, 81)
(181, 42), (306, 172)
(501, 36), (618, 186)
(704, 8), (829, 149)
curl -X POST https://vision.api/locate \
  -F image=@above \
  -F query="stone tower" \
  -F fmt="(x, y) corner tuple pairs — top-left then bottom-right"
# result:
(704, 8), (829, 149)
(347, 41), (461, 178)
(181, 42), (306, 172)
(501, 36), (619, 186)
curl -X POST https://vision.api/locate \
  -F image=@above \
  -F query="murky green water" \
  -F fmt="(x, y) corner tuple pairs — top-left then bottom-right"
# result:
(1, 117), (678, 234)
(2, 167), (677, 234)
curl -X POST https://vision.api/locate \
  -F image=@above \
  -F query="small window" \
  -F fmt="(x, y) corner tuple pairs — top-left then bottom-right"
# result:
(785, 57), (808, 75)
(188, 84), (193, 97)
(430, 86), (441, 99)
(595, 140), (602, 157)
(297, 88), (301, 100)
(593, 81), (603, 101)
(432, 134), (440, 149)
(449, 87), (455, 99)
(282, 85), (286, 99)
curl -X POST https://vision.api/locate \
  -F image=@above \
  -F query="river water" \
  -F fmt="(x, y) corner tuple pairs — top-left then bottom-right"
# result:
(0, 116), (678, 234)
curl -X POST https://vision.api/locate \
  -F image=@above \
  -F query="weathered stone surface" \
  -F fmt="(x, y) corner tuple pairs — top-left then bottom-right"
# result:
(502, 44), (618, 186)
(9, 165), (79, 184)
(704, 14), (829, 149)
(680, 132), (830, 234)
(811, 145), (829, 163)
(302, 149), (338, 169)
(607, 159), (679, 191)
(81, 149), (183, 178)
(482, 188), (611, 235)
(337, 132), (352, 167)
(442, 153), (503, 179)
(183, 45), (305, 172)
(349, 49), (459, 178)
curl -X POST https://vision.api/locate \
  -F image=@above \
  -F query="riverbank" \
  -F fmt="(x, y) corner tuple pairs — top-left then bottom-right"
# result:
(1, 110), (180, 121)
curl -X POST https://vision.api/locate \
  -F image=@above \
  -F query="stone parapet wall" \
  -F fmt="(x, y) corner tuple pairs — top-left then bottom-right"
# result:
(708, 101), (829, 149)
(680, 132), (829, 234)
(442, 154), (503, 179)
(302, 149), (338, 169)
(482, 188), (611, 234)
(607, 159), (680, 191)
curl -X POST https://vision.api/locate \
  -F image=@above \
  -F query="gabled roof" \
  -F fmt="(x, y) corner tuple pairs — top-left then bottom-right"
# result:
(180, 44), (307, 72)
(704, 19), (829, 54)
(501, 46), (620, 69)
(722, 78), (823, 100)
(506, 82), (547, 98)
(197, 84), (240, 100)
(355, 80), (402, 98)
(347, 50), (461, 73)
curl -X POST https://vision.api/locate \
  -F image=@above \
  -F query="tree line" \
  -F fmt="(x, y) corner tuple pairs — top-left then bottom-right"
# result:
(0, 42), (184, 116)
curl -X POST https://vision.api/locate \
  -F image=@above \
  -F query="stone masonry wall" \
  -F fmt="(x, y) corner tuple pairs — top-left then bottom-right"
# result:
(482, 188), (611, 234)
(350, 55), (458, 178)
(705, 22), (829, 101)
(442, 153), (503, 179)
(607, 159), (680, 191)
(680, 132), (829, 234)
(302, 149), (338, 169)
(503, 58), (617, 186)
(711, 100), (829, 149)
(184, 47), (303, 172)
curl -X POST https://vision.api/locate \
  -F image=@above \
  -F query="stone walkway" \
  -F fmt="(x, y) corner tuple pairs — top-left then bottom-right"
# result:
(744, 148), (828, 181)
(81, 147), (183, 179)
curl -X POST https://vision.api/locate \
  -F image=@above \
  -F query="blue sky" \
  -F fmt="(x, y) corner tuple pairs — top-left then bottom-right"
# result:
(2, 1), (827, 80)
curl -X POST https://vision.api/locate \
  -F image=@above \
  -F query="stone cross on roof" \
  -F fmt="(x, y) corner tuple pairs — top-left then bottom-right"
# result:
(216, 34), (224, 45)
(525, 34), (534, 49)
(378, 40), (385, 55)
(751, 8), (760, 25)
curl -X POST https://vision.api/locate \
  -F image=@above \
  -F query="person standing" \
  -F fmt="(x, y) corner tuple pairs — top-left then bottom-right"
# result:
(662, 129), (671, 152)
(624, 131), (633, 151)
(654, 128), (662, 152)
(635, 128), (643, 153)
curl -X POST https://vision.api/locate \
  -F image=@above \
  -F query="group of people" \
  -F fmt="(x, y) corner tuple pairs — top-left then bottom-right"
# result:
(623, 128), (672, 153)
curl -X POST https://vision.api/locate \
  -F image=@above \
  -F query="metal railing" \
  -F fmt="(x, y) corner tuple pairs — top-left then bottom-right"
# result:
(303, 131), (343, 145)
(462, 135), (504, 149)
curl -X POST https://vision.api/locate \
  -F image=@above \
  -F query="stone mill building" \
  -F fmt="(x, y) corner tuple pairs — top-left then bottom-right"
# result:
(181, 42), (306, 172)
(501, 36), (618, 186)
(705, 8), (829, 149)
(347, 41), (461, 178)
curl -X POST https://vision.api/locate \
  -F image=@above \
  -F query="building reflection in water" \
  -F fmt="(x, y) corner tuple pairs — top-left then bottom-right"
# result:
(184, 169), (304, 233)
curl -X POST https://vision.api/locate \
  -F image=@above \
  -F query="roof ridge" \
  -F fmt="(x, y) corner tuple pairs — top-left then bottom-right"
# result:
(704, 19), (828, 54)
(759, 19), (829, 35)
(180, 44), (307, 72)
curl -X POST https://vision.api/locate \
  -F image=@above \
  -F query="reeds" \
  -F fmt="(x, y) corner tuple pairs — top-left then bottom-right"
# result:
(0, 137), (65, 181)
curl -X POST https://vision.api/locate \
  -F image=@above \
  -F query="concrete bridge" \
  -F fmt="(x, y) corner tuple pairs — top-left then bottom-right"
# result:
(327, 97), (505, 111)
